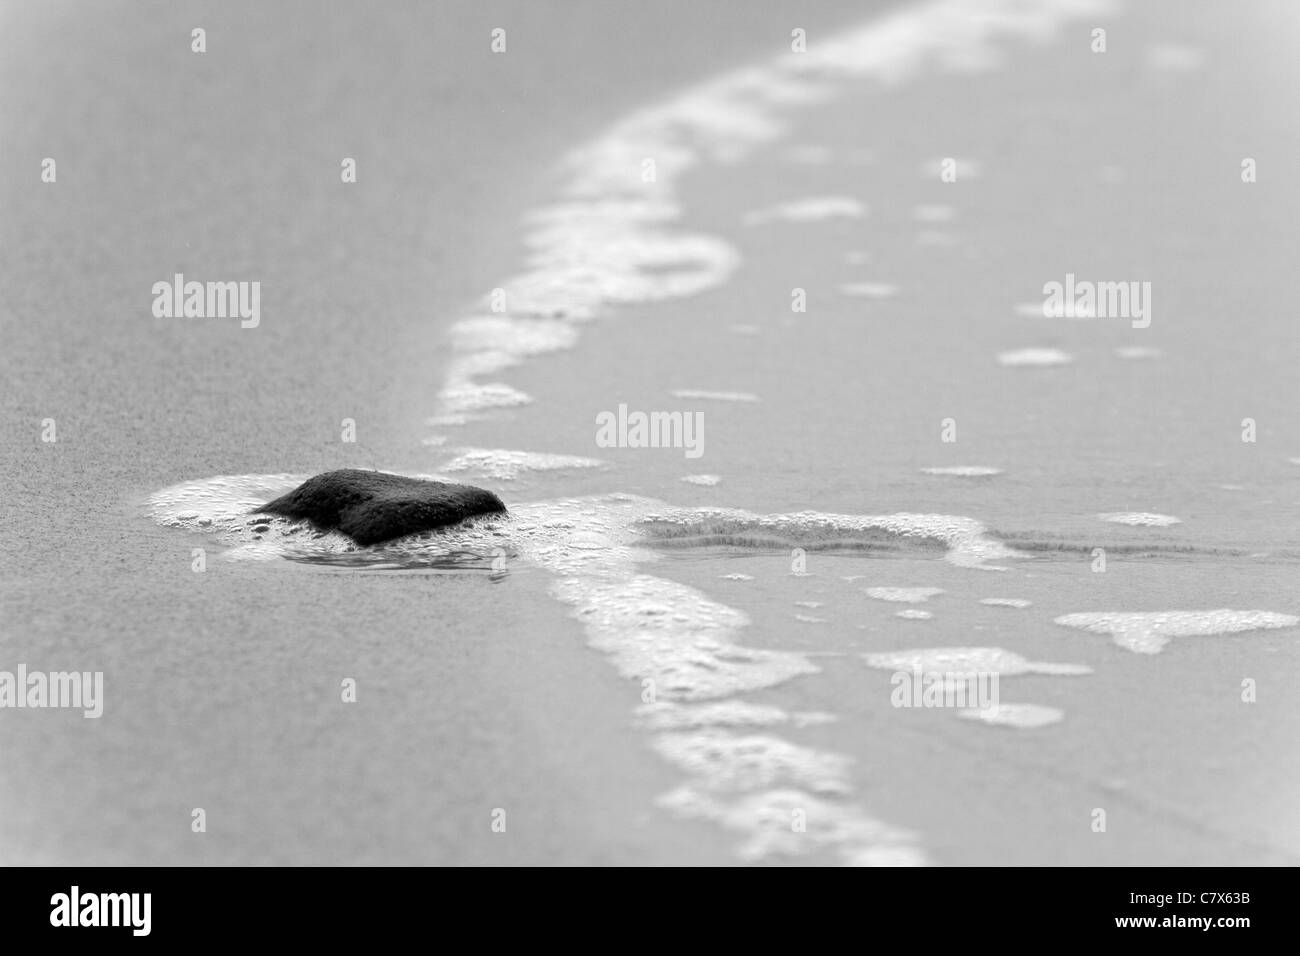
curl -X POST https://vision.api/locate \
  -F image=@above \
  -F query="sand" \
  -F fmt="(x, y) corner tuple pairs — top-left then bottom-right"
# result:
(3, 0), (1299, 865)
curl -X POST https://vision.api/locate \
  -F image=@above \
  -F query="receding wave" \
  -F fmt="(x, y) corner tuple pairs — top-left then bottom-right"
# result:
(150, 0), (1193, 867)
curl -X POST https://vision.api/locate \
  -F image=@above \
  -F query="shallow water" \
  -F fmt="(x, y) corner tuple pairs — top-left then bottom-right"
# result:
(7, 0), (1300, 865)
(143, 0), (1300, 865)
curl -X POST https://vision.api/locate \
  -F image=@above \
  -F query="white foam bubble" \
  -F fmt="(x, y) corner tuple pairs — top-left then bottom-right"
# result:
(1055, 610), (1300, 654)
(980, 598), (1032, 609)
(1098, 512), (1181, 527)
(653, 730), (850, 795)
(638, 701), (832, 731)
(648, 676), (921, 864)
(669, 389), (760, 403)
(534, 537), (818, 702)
(440, 448), (605, 481)
(921, 466), (1002, 477)
(659, 785), (924, 866)
(866, 587), (944, 603)
(437, 382), (533, 415)
(743, 196), (867, 225)
(148, 473), (312, 538)
(959, 703), (1064, 728)
(639, 700), (795, 731)
(998, 347), (1074, 367)
(681, 474), (722, 486)
(863, 647), (1092, 677)
(721, 573), (754, 581)
(431, 205), (740, 425)
(895, 609), (933, 620)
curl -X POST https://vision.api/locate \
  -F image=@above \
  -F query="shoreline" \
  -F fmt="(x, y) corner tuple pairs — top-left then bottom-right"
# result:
(5, 0), (1300, 865)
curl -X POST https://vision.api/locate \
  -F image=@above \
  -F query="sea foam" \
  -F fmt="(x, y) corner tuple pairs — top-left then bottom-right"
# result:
(156, 0), (1120, 866)
(1055, 610), (1300, 654)
(149, 472), (1034, 864)
(428, 0), (1114, 434)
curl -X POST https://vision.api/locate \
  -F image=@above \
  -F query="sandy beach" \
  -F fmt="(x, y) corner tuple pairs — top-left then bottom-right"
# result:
(3, 0), (1298, 866)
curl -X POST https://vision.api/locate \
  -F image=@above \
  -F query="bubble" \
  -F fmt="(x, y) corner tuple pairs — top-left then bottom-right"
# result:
(997, 347), (1074, 367)
(1055, 610), (1300, 655)
(668, 389), (760, 403)
(866, 587), (944, 604)
(959, 703), (1064, 728)
(1097, 512), (1181, 527)
(863, 647), (1092, 677)
(439, 449), (605, 481)
(742, 196), (867, 226)
(921, 466), (1002, 477)
(639, 701), (783, 731)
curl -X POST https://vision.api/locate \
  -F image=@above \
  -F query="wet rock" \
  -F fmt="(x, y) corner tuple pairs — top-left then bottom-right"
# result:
(256, 469), (506, 546)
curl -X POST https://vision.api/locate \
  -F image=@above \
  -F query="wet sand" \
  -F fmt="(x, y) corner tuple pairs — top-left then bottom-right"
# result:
(4, 0), (1300, 865)
(1, 0), (884, 866)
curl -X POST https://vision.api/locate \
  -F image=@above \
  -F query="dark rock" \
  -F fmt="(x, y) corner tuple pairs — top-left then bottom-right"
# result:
(256, 469), (506, 546)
